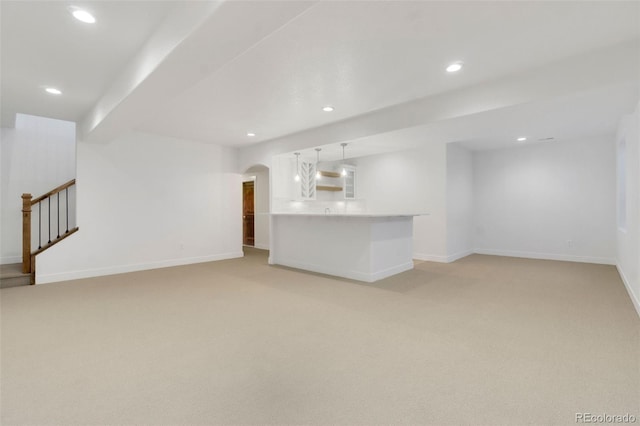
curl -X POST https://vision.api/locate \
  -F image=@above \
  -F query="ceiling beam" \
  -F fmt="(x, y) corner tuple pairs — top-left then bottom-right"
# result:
(239, 39), (639, 167)
(79, 0), (317, 143)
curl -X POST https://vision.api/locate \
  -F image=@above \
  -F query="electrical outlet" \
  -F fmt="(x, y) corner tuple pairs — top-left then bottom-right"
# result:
(566, 240), (573, 248)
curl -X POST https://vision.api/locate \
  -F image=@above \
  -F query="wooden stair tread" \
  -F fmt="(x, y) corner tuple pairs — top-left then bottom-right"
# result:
(0, 263), (30, 288)
(0, 263), (28, 279)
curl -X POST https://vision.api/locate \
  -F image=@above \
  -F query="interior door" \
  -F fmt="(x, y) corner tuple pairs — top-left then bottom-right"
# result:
(242, 181), (255, 246)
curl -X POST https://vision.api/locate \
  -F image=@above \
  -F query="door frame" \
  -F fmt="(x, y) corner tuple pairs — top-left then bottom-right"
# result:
(242, 177), (255, 247)
(241, 164), (270, 252)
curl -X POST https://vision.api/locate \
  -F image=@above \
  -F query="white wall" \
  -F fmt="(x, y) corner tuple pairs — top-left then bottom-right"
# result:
(0, 114), (76, 264)
(243, 165), (270, 250)
(616, 101), (640, 317)
(356, 143), (448, 261)
(36, 131), (242, 283)
(446, 144), (474, 261)
(473, 136), (616, 264)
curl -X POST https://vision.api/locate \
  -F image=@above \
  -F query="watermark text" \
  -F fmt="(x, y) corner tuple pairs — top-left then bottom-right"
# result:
(576, 413), (637, 423)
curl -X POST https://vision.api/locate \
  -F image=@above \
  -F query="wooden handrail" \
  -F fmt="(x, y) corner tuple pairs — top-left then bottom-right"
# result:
(22, 179), (77, 279)
(31, 179), (76, 205)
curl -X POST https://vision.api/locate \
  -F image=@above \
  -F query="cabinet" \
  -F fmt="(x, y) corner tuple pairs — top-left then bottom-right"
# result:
(299, 161), (316, 199)
(343, 165), (356, 199)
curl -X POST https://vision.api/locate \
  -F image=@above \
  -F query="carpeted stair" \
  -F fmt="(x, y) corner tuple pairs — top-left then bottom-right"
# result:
(0, 263), (31, 288)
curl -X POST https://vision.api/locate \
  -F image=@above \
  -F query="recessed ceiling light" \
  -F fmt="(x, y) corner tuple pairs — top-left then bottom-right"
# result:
(247, 132), (256, 137)
(516, 137), (527, 142)
(446, 62), (463, 73)
(322, 106), (334, 112)
(45, 87), (62, 95)
(70, 8), (96, 24)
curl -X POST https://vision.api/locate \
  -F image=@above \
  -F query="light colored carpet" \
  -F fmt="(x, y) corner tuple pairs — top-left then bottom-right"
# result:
(1, 249), (638, 425)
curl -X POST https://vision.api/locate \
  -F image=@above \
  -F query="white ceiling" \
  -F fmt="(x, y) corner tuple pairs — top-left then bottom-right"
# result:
(135, 0), (640, 147)
(0, 0), (179, 126)
(281, 80), (639, 162)
(1, 0), (639, 154)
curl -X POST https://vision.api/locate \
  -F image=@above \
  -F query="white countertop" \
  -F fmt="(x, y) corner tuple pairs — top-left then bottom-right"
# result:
(270, 212), (429, 217)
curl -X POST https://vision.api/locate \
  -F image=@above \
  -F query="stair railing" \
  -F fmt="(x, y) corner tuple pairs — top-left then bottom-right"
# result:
(22, 179), (79, 282)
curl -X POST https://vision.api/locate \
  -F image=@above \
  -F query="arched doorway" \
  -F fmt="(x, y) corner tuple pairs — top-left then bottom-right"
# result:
(241, 165), (270, 250)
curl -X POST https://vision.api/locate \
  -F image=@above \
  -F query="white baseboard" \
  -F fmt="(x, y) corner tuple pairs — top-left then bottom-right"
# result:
(415, 249), (614, 265)
(413, 250), (472, 263)
(36, 251), (244, 284)
(616, 264), (640, 320)
(413, 253), (449, 263)
(370, 262), (414, 282)
(473, 248), (615, 265)
(1, 256), (22, 265)
(272, 258), (413, 283)
(446, 250), (473, 263)
(253, 243), (270, 251)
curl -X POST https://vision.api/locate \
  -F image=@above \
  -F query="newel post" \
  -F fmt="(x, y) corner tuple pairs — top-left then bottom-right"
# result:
(22, 193), (32, 274)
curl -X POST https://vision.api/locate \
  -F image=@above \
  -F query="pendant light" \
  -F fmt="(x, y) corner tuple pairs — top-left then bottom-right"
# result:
(315, 148), (322, 180)
(341, 143), (348, 176)
(293, 152), (300, 182)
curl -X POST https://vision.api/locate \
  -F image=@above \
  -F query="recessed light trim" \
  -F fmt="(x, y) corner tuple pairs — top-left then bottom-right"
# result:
(446, 62), (463, 73)
(322, 106), (334, 112)
(45, 87), (62, 95)
(517, 137), (527, 142)
(247, 132), (256, 137)
(70, 8), (96, 24)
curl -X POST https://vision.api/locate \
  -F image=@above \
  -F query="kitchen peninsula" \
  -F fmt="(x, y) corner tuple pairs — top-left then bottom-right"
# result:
(270, 213), (427, 282)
